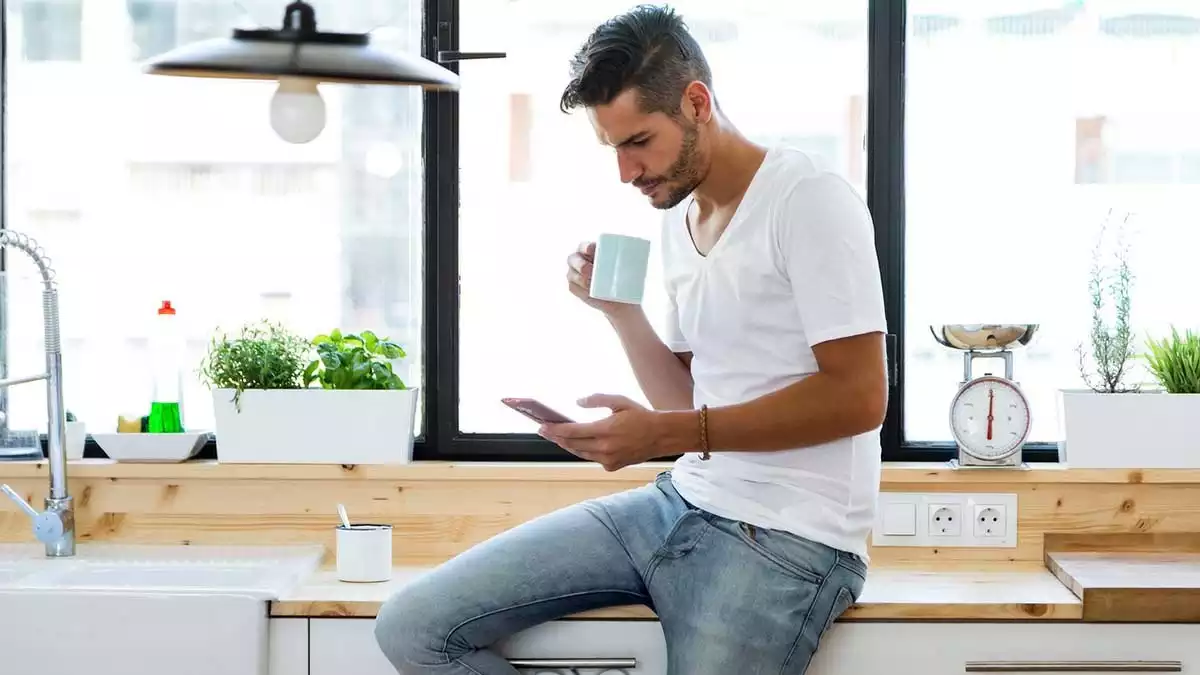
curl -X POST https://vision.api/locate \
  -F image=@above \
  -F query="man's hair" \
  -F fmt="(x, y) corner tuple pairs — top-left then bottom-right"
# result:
(559, 4), (713, 116)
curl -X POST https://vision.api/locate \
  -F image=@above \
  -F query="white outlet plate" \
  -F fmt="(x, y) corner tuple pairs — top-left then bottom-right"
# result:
(873, 492), (1018, 548)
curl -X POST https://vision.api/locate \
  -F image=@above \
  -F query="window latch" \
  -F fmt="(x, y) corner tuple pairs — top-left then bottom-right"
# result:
(437, 51), (507, 63)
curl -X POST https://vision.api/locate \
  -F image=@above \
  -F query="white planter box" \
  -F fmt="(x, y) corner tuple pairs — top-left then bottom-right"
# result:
(1058, 389), (1200, 468)
(212, 388), (419, 464)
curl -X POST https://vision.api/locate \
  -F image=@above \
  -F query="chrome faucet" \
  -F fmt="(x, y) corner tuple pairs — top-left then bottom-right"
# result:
(0, 231), (74, 557)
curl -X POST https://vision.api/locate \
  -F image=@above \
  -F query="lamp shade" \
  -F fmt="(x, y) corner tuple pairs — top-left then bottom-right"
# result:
(142, 1), (460, 90)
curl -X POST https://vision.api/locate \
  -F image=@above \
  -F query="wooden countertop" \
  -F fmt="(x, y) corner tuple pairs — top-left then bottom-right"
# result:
(270, 564), (1083, 621)
(1, 458), (1191, 485)
(1047, 551), (1200, 622)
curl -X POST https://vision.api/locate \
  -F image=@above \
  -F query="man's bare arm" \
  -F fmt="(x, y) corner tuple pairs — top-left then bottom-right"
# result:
(607, 308), (694, 411)
(658, 331), (887, 453)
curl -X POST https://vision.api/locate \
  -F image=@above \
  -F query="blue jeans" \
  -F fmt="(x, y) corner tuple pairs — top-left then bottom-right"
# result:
(374, 471), (866, 674)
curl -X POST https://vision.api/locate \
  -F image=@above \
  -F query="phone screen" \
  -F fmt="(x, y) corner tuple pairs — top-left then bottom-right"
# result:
(501, 398), (575, 424)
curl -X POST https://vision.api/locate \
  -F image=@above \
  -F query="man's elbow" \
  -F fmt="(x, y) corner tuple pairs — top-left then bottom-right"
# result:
(848, 373), (889, 435)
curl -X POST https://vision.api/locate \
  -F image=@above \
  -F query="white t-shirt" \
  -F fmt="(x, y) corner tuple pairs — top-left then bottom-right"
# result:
(661, 147), (886, 560)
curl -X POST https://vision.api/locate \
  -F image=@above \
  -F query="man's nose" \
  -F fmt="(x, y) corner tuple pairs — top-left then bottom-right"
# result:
(617, 152), (641, 184)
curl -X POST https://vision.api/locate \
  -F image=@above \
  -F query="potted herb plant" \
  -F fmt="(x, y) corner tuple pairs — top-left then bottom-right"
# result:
(1057, 213), (1198, 467)
(203, 322), (418, 464)
(1057, 214), (1143, 466)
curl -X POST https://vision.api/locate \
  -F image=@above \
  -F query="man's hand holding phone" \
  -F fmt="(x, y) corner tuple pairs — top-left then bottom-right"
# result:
(514, 394), (685, 472)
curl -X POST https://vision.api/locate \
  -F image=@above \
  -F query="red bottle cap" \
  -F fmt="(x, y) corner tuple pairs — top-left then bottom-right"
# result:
(158, 300), (176, 315)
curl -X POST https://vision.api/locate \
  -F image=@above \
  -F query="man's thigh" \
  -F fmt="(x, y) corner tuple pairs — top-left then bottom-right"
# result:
(650, 515), (866, 675)
(375, 475), (689, 666)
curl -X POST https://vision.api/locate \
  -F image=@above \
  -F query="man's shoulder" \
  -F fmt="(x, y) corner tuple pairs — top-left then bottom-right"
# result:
(760, 147), (856, 205)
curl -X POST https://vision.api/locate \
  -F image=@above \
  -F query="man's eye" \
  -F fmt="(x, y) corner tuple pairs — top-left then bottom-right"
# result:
(631, 138), (649, 147)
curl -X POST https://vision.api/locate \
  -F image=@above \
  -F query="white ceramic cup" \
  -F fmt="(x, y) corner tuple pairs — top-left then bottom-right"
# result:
(589, 233), (652, 305)
(336, 523), (393, 583)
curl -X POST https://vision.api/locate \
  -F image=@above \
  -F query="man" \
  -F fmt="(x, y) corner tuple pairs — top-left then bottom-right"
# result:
(374, 5), (888, 674)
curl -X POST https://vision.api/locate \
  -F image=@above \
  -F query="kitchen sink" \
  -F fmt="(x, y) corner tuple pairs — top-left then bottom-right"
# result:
(0, 543), (323, 598)
(17, 560), (304, 597)
(0, 543), (324, 675)
(0, 564), (31, 585)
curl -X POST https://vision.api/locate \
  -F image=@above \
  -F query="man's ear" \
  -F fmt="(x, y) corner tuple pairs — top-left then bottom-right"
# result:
(682, 81), (714, 124)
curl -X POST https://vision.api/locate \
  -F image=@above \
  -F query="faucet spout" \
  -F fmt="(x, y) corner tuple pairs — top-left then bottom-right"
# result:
(0, 230), (73, 557)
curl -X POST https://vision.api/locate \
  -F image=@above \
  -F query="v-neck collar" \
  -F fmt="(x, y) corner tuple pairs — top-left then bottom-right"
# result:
(682, 147), (773, 261)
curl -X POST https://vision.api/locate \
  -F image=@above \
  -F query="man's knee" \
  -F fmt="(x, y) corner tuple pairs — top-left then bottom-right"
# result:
(374, 581), (449, 669)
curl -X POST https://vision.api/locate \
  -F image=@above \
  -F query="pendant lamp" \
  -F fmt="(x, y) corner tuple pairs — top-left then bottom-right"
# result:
(142, 1), (500, 143)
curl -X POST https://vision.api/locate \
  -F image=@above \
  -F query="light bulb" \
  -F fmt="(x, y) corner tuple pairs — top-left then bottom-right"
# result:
(269, 77), (326, 144)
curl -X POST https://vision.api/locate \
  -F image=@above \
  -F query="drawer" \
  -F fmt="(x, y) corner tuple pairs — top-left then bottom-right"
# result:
(311, 618), (667, 675)
(807, 623), (1200, 675)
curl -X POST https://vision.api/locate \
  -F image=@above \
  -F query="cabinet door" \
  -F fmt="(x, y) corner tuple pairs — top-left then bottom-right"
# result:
(311, 619), (396, 675)
(807, 623), (1200, 675)
(269, 618), (308, 675)
(312, 618), (668, 675)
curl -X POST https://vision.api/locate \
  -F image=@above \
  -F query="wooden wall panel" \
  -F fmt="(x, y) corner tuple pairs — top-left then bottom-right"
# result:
(4, 462), (1200, 566)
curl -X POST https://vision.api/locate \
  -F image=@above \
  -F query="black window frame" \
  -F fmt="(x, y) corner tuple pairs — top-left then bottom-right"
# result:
(414, 0), (1060, 464)
(0, 0), (1061, 463)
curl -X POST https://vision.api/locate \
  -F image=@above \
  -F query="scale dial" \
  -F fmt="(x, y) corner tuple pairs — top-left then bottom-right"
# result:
(949, 375), (1031, 462)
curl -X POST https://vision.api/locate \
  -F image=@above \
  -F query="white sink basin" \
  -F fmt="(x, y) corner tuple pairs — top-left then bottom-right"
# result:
(0, 543), (325, 675)
(0, 564), (31, 584)
(1, 590), (269, 675)
(0, 543), (323, 598)
(18, 561), (298, 596)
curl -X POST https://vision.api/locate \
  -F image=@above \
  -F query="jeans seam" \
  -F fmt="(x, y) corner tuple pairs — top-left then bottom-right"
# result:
(643, 516), (713, 586)
(438, 588), (650, 657)
(452, 657), (486, 675)
(779, 556), (838, 674)
(837, 559), (867, 582)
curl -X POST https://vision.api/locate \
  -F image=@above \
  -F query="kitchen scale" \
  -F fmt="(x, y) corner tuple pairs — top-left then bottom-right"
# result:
(931, 324), (1038, 470)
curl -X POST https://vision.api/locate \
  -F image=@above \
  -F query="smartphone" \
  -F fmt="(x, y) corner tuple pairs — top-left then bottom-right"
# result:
(501, 397), (575, 424)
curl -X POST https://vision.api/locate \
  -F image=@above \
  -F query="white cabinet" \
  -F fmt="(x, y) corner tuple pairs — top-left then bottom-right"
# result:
(285, 618), (1200, 675)
(808, 623), (1200, 674)
(309, 618), (667, 675)
(269, 618), (309, 675)
(310, 618), (395, 675)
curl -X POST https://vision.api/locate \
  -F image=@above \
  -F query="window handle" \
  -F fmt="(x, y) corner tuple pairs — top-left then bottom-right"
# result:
(437, 51), (507, 63)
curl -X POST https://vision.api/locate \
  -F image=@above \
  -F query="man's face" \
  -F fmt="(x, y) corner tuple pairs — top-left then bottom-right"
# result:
(588, 88), (706, 210)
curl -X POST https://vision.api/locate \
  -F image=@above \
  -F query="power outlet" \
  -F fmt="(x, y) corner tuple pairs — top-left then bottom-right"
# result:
(929, 504), (962, 536)
(873, 492), (1018, 548)
(974, 504), (1007, 538)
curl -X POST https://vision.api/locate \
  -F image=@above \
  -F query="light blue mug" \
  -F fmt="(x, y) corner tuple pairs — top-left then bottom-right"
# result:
(589, 233), (651, 304)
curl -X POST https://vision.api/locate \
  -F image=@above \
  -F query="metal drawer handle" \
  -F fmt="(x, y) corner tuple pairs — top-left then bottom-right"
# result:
(508, 658), (635, 672)
(966, 661), (1182, 673)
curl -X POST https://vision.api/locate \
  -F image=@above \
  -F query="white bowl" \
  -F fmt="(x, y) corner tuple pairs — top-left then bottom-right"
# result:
(91, 431), (209, 463)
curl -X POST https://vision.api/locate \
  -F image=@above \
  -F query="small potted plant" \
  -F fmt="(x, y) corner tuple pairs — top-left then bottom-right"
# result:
(64, 410), (86, 460)
(1057, 212), (1144, 466)
(1144, 327), (1200, 395)
(203, 322), (418, 464)
(201, 320), (308, 462)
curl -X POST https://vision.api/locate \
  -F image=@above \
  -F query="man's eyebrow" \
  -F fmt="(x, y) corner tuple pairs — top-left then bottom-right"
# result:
(613, 131), (651, 147)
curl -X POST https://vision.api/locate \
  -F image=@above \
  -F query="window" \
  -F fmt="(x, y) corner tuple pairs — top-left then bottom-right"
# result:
(5, 1), (1193, 462)
(2, 1), (425, 440)
(17, 0), (81, 62)
(451, 1), (868, 445)
(901, 2), (1200, 457)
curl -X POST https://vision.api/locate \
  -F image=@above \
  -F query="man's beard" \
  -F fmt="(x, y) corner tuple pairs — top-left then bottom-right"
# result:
(639, 123), (703, 210)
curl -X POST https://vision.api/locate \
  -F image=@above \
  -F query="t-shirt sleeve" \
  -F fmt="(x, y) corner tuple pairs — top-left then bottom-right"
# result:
(663, 290), (690, 353)
(779, 173), (888, 347)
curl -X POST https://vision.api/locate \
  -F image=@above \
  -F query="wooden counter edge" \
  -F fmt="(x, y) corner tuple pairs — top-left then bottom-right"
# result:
(267, 600), (1084, 622)
(2, 459), (1190, 485)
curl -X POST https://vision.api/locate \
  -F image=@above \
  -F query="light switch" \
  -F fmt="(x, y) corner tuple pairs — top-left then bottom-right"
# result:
(881, 502), (917, 536)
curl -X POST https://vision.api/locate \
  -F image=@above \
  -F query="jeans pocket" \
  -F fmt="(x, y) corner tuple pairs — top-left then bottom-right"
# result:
(732, 521), (827, 586)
